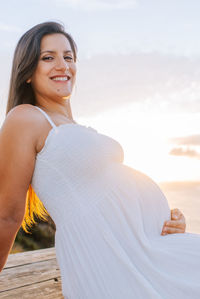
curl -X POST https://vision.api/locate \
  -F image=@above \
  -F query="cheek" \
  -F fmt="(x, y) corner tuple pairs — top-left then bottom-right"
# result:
(71, 66), (77, 83)
(34, 62), (51, 78)
(71, 63), (77, 75)
(31, 74), (49, 93)
(71, 76), (76, 88)
(31, 65), (50, 87)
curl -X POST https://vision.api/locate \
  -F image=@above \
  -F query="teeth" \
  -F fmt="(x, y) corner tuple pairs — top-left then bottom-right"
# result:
(52, 77), (69, 81)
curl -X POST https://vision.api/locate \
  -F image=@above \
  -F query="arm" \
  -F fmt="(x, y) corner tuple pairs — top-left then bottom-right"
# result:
(161, 208), (186, 236)
(0, 106), (38, 272)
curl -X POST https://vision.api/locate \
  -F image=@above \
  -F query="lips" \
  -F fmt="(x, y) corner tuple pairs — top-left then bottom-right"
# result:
(50, 75), (71, 81)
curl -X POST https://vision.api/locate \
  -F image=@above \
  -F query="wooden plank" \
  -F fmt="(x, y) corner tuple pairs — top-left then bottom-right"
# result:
(0, 277), (64, 298)
(0, 258), (60, 291)
(4, 247), (56, 269)
(0, 248), (67, 298)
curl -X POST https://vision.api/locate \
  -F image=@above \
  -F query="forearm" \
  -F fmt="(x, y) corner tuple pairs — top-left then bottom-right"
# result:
(0, 217), (21, 272)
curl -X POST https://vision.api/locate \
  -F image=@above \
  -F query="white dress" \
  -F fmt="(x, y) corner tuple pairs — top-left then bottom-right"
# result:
(31, 106), (200, 299)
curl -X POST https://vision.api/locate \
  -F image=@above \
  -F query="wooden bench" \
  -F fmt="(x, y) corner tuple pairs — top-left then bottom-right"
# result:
(0, 247), (64, 298)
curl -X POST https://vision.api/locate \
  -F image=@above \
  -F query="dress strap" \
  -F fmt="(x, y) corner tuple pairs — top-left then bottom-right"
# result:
(34, 106), (56, 128)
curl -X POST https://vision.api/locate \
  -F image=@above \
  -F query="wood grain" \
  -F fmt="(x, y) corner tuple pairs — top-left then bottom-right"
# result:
(0, 247), (64, 299)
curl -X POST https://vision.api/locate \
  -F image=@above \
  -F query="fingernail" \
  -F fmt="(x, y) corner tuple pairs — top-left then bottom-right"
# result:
(163, 228), (167, 232)
(161, 232), (167, 236)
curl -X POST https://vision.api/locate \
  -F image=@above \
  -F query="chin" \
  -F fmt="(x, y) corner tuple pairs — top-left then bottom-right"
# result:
(53, 91), (72, 100)
(62, 95), (71, 101)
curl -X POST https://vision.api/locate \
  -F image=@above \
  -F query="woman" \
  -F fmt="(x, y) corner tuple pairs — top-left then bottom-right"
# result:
(0, 22), (198, 299)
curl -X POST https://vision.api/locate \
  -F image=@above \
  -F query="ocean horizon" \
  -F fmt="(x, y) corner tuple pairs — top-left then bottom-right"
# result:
(159, 181), (200, 234)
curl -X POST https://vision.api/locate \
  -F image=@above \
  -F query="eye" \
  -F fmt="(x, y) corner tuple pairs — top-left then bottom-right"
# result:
(41, 56), (53, 61)
(64, 56), (73, 61)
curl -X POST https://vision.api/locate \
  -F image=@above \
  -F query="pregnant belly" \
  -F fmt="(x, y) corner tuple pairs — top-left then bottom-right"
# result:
(105, 163), (171, 238)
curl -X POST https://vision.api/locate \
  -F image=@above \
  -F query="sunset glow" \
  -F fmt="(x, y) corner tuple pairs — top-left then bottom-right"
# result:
(83, 104), (200, 183)
(0, 0), (200, 232)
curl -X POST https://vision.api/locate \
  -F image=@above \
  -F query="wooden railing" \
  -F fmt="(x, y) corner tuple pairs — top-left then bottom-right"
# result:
(0, 247), (64, 298)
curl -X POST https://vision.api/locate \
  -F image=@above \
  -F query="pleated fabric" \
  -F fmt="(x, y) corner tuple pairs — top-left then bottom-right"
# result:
(31, 106), (200, 299)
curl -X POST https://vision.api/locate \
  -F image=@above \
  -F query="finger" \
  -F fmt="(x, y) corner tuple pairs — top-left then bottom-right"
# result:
(162, 227), (185, 234)
(172, 212), (184, 221)
(171, 214), (186, 227)
(171, 208), (180, 216)
(171, 208), (182, 220)
(162, 224), (186, 235)
(164, 220), (186, 229)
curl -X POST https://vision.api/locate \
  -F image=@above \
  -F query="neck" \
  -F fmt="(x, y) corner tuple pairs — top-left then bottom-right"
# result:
(36, 99), (74, 121)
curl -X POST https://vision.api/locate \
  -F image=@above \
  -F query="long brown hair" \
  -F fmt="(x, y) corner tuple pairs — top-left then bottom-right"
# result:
(6, 21), (78, 233)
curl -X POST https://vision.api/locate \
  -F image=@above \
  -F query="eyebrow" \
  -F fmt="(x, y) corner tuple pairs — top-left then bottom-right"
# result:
(40, 50), (73, 55)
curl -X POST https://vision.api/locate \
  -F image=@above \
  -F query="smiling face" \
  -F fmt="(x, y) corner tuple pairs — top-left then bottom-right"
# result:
(30, 33), (77, 104)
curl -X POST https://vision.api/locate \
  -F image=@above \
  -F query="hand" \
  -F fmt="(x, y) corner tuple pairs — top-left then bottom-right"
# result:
(161, 208), (186, 236)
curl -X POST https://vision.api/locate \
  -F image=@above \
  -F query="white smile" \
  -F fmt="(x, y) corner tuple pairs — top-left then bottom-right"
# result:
(51, 76), (70, 81)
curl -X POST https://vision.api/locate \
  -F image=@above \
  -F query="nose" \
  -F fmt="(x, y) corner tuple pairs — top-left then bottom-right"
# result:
(55, 57), (69, 71)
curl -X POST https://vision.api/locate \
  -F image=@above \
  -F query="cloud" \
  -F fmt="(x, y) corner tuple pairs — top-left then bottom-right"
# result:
(170, 135), (200, 146)
(169, 135), (200, 160)
(72, 52), (200, 116)
(169, 147), (200, 159)
(54, 0), (138, 10)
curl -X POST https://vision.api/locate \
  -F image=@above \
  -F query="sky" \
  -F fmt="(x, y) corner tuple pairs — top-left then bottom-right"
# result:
(0, 0), (200, 184)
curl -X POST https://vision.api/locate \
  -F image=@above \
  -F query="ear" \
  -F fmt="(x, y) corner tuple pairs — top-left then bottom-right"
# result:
(26, 78), (31, 83)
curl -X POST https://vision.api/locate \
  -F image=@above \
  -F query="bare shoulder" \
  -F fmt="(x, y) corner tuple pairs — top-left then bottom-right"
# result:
(2, 104), (43, 133)
(4, 104), (39, 127)
(0, 104), (41, 151)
